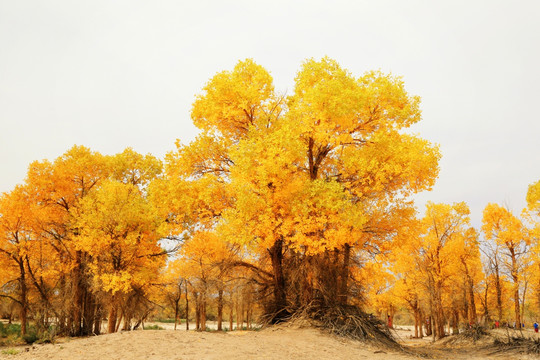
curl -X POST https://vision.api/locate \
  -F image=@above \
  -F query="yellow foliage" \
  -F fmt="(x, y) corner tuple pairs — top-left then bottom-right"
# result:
(75, 180), (164, 295)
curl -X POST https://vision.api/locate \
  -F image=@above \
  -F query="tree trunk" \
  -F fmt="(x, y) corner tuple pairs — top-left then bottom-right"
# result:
(429, 275), (445, 339)
(174, 299), (179, 331)
(338, 243), (350, 305)
(514, 286), (521, 329)
(93, 305), (102, 335)
(418, 309), (424, 338)
(511, 250), (521, 330)
(269, 237), (287, 322)
(18, 260), (28, 336)
(200, 294), (206, 331)
(425, 315), (432, 336)
(229, 294), (234, 331)
(236, 298), (243, 330)
(122, 313), (131, 331)
(217, 288), (223, 331)
(72, 251), (84, 336)
(468, 278), (477, 325)
(185, 284), (189, 331)
(115, 312), (123, 333)
(494, 265), (503, 322)
(414, 309), (419, 338)
(82, 290), (95, 335)
(107, 296), (117, 334)
(195, 292), (200, 331)
(452, 309), (459, 335)
(521, 280), (528, 327)
(247, 296), (252, 330)
(482, 280), (490, 326)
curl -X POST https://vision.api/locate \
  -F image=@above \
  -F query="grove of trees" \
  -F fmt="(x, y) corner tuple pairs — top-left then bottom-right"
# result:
(1, 58), (538, 340)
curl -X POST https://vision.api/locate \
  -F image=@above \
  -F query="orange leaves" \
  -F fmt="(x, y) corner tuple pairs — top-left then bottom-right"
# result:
(13, 146), (166, 300)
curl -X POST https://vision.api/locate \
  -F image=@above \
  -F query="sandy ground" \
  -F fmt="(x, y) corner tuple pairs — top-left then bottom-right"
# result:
(1, 324), (539, 359)
(2, 326), (413, 360)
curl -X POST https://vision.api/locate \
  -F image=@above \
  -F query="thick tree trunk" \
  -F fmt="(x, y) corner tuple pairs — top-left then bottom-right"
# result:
(452, 309), (459, 335)
(195, 292), (200, 331)
(414, 309), (419, 338)
(174, 300), (179, 330)
(429, 274), (445, 339)
(122, 313), (131, 331)
(511, 250), (521, 330)
(482, 284), (490, 326)
(93, 305), (101, 335)
(18, 260), (28, 336)
(107, 296), (117, 334)
(200, 294), (206, 331)
(494, 266), (503, 322)
(72, 251), (84, 336)
(467, 278), (477, 325)
(229, 294), (234, 331)
(433, 297), (445, 338)
(425, 315), (432, 336)
(236, 298), (243, 330)
(338, 243), (350, 305)
(247, 296), (252, 330)
(521, 280), (528, 327)
(185, 285), (189, 331)
(115, 312), (123, 333)
(82, 290), (95, 335)
(217, 289), (223, 331)
(418, 309), (424, 338)
(269, 237), (287, 322)
(514, 285), (521, 329)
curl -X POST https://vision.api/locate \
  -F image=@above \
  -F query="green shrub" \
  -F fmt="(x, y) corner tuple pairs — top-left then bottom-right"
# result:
(22, 331), (39, 344)
(0, 322), (57, 344)
(154, 318), (176, 323)
(0, 323), (21, 338)
(1, 348), (20, 355)
(143, 324), (164, 330)
(36, 325), (57, 344)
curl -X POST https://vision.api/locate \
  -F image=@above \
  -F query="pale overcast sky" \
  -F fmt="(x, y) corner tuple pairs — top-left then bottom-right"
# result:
(1, 0), (539, 229)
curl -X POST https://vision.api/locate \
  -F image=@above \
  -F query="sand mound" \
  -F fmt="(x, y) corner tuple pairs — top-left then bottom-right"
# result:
(3, 327), (412, 360)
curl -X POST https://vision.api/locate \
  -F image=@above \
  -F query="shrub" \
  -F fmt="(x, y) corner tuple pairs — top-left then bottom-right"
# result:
(143, 324), (164, 330)
(22, 331), (39, 344)
(0, 323), (21, 338)
(1, 348), (20, 355)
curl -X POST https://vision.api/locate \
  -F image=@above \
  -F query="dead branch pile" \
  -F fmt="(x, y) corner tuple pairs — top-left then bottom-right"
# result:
(460, 324), (489, 342)
(492, 336), (540, 355)
(283, 303), (400, 349)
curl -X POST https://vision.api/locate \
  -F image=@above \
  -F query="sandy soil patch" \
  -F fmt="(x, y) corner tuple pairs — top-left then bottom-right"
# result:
(1, 326), (412, 360)
(2, 324), (538, 359)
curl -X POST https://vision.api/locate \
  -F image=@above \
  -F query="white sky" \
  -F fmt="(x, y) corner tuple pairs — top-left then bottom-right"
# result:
(1, 0), (539, 230)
